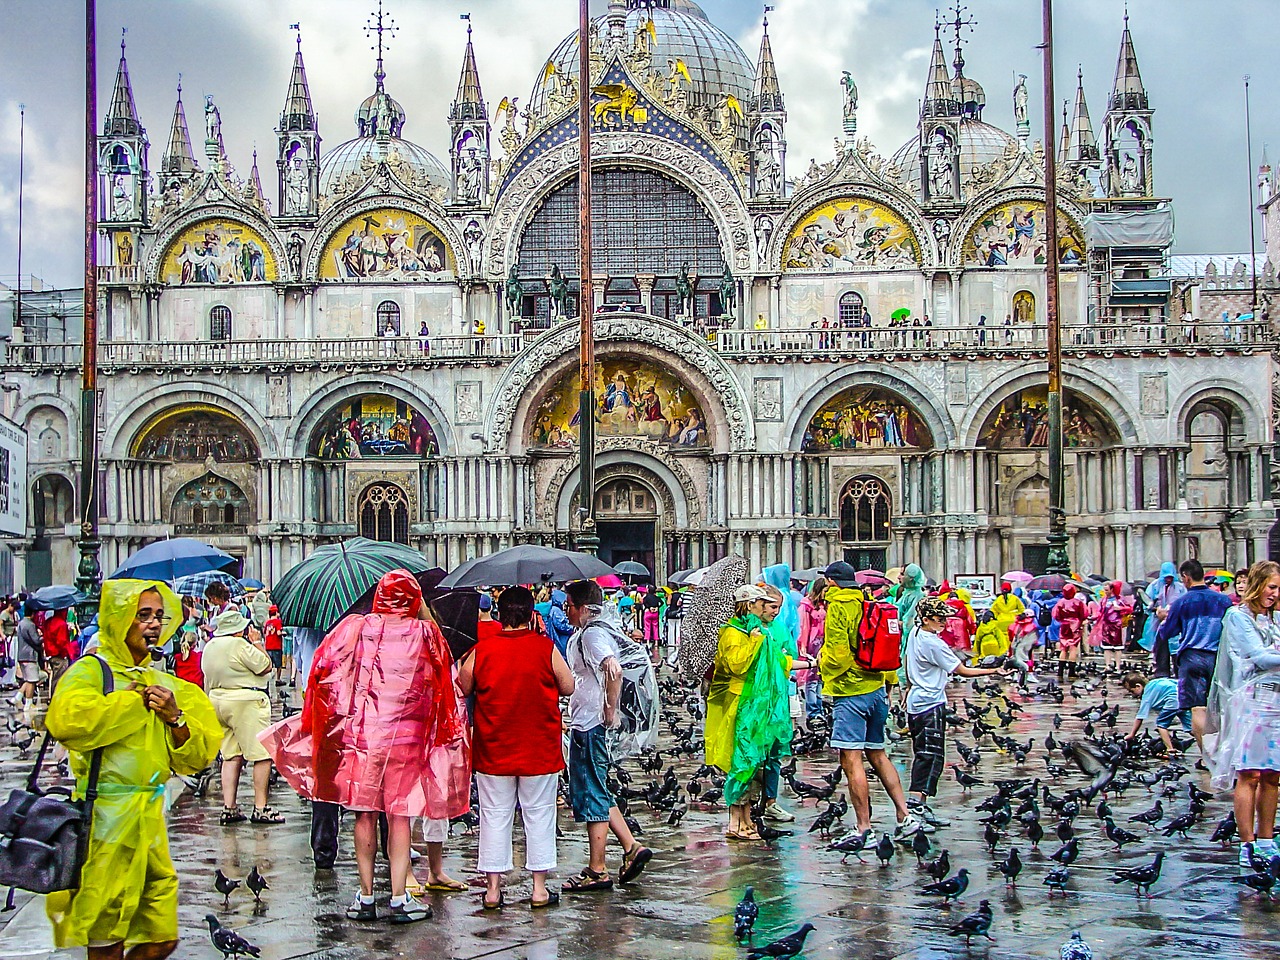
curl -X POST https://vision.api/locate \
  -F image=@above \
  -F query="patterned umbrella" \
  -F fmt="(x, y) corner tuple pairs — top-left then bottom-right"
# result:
(172, 570), (244, 599)
(273, 537), (431, 631)
(675, 554), (748, 684)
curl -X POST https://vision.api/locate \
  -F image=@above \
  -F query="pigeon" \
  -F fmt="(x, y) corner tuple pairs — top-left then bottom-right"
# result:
(830, 829), (870, 862)
(1109, 851), (1164, 897)
(995, 847), (1022, 885)
(1055, 819), (1074, 844)
(1161, 812), (1196, 838)
(1104, 818), (1143, 851)
(786, 774), (836, 802)
(245, 866), (269, 902)
(911, 829), (931, 863)
(1026, 819), (1044, 847)
(983, 822), (1001, 853)
(923, 848), (951, 882)
(214, 869), (241, 905)
(1060, 931), (1094, 960)
(205, 915), (260, 959)
(1187, 782), (1213, 804)
(667, 805), (687, 827)
(449, 810), (479, 834)
(750, 806), (792, 844)
(1095, 799), (1113, 821)
(875, 832), (895, 866)
(1209, 812), (1238, 845)
(1129, 799), (1164, 827)
(948, 899), (994, 945)
(1229, 870), (1277, 899)
(951, 764), (983, 791)
(1050, 838), (1080, 866)
(808, 804), (840, 838)
(921, 868), (970, 904)
(734, 887), (759, 940)
(1043, 867), (1071, 895)
(746, 922), (815, 960)
(1066, 740), (1124, 801)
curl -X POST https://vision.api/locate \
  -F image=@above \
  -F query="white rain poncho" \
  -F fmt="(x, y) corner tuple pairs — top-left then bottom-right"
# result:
(1205, 605), (1280, 790)
(579, 602), (659, 762)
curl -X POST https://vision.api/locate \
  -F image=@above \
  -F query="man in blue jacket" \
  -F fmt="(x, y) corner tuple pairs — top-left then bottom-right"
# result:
(1156, 559), (1232, 764)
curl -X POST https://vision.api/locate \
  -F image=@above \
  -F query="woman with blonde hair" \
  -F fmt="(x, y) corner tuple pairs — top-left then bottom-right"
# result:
(1207, 560), (1280, 867)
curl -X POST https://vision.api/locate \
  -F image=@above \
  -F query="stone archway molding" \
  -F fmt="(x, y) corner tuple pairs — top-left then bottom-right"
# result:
(103, 383), (279, 460)
(286, 372), (456, 458)
(548, 442), (697, 531)
(1171, 381), (1266, 445)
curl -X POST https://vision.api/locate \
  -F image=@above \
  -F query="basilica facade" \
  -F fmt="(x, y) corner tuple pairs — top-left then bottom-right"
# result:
(7, 0), (1275, 589)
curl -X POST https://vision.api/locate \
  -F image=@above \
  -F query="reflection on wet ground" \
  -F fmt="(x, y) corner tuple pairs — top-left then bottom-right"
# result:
(0, 666), (1275, 959)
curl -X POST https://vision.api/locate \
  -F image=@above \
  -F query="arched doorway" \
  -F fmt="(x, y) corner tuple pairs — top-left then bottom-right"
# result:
(838, 475), (892, 569)
(358, 482), (410, 544)
(30, 474), (75, 588)
(594, 477), (658, 574)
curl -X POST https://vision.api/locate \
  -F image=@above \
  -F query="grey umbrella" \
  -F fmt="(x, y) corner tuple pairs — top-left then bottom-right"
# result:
(440, 544), (617, 588)
(614, 560), (651, 583)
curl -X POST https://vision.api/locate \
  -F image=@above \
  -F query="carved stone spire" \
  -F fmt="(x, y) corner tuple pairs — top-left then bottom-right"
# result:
(161, 76), (200, 184)
(451, 18), (486, 123)
(104, 30), (142, 137)
(280, 29), (316, 133)
(1070, 68), (1100, 164)
(751, 13), (784, 115)
(1111, 11), (1148, 110)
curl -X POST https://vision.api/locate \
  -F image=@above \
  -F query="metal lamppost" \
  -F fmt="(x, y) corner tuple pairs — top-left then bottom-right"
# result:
(1245, 76), (1259, 318)
(77, 0), (102, 612)
(575, 0), (599, 556)
(1041, 0), (1071, 575)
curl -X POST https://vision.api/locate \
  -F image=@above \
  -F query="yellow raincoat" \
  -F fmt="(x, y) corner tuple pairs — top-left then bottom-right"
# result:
(44, 580), (220, 948)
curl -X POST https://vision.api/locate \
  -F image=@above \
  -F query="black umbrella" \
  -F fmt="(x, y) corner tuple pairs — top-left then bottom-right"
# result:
(440, 544), (616, 588)
(614, 560), (651, 583)
(345, 568), (480, 660)
(668, 567), (696, 585)
(1026, 574), (1085, 592)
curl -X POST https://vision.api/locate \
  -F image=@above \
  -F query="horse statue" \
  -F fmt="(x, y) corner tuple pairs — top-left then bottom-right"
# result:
(548, 264), (573, 317)
(505, 265), (524, 318)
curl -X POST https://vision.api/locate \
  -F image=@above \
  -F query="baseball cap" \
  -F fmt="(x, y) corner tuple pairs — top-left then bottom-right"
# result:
(822, 561), (859, 587)
(733, 584), (769, 603)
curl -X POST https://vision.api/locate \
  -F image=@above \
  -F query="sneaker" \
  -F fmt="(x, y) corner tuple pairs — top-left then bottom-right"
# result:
(908, 802), (950, 828)
(1025, 673), (1039, 684)
(346, 896), (378, 921)
(1239, 842), (1255, 869)
(762, 803), (796, 823)
(389, 895), (431, 924)
(1255, 839), (1279, 859)
(893, 813), (924, 840)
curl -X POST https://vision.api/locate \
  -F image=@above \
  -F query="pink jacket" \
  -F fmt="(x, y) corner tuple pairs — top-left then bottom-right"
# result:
(796, 597), (826, 685)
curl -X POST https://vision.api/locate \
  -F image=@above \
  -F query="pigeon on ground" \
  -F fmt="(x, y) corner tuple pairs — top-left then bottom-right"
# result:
(1056, 819), (1074, 843)
(1060, 931), (1093, 960)
(205, 915), (260, 959)
(1109, 851), (1164, 898)
(750, 806), (792, 844)
(951, 764), (983, 791)
(1095, 799), (1113, 821)
(667, 805), (687, 827)
(1066, 740), (1124, 801)
(875, 832), (895, 867)
(214, 869), (241, 905)
(830, 830), (870, 862)
(948, 899), (994, 945)
(995, 847), (1022, 885)
(911, 829), (931, 863)
(1050, 838), (1080, 866)
(921, 868), (970, 904)
(1026, 819), (1044, 847)
(1161, 811), (1196, 838)
(245, 866), (269, 903)
(1229, 870), (1277, 899)
(923, 849), (951, 882)
(1210, 812), (1238, 845)
(1104, 818), (1143, 851)
(1129, 799), (1164, 827)
(746, 922), (815, 960)
(808, 804), (840, 838)
(983, 822), (1001, 853)
(1043, 867), (1070, 896)
(734, 887), (759, 940)
(1187, 782), (1213, 804)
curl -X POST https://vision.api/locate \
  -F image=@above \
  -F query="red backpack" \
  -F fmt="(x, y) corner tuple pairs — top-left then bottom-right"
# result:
(855, 597), (903, 672)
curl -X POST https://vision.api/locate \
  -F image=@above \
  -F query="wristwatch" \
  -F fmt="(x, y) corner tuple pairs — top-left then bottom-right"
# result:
(166, 711), (187, 729)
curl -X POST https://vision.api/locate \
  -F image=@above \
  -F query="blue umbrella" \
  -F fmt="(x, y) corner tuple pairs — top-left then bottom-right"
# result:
(110, 538), (237, 582)
(26, 584), (87, 612)
(238, 577), (266, 591)
(173, 571), (244, 599)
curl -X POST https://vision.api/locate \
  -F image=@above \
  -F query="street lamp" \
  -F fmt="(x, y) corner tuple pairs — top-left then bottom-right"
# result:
(575, 0), (598, 556)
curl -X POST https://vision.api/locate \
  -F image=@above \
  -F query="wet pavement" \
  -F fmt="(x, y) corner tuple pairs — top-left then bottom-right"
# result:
(0, 664), (1277, 960)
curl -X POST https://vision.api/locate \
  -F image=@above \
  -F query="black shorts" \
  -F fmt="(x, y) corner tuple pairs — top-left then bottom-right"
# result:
(267, 649), (283, 669)
(1177, 648), (1216, 710)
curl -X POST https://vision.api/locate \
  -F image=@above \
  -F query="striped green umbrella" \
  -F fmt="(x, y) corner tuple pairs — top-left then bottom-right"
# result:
(273, 537), (430, 631)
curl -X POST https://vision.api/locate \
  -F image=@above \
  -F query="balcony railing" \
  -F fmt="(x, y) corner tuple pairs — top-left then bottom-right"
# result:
(97, 265), (141, 284)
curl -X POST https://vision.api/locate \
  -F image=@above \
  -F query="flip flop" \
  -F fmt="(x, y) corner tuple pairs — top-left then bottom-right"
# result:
(482, 890), (505, 910)
(425, 879), (469, 892)
(404, 878), (425, 898)
(530, 891), (560, 909)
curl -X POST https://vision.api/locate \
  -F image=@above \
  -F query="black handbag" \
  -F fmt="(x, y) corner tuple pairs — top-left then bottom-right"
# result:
(0, 655), (112, 894)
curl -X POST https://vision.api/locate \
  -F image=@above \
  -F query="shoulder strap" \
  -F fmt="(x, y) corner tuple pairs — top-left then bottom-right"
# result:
(82, 656), (113, 804)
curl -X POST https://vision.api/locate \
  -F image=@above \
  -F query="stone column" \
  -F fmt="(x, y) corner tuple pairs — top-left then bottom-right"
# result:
(303, 286), (316, 341)
(591, 275), (609, 311)
(635, 274), (656, 314)
(11, 543), (30, 592)
(1160, 525), (1175, 562)
(770, 275), (781, 328)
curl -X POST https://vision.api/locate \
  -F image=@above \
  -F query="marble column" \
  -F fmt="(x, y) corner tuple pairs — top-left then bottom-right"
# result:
(303, 287), (315, 340)
(769, 275), (781, 328)
(635, 274), (656, 314)
(1160, 525), (1174, 562)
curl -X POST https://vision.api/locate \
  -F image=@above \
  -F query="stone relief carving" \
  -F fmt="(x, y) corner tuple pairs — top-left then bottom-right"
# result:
(455, 381), (482, 425)
(1140, 373), (1168, 417)
(754, 378), (782, 421)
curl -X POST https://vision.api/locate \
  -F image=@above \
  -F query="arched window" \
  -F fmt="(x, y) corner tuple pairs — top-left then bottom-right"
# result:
(171, 473), (251, 534)
(376, 300), (402, 337)
(210, 305), (232, 340)
(838, 292), (865, 326)
(358, 482), (410, 544)
(839, 476), (892, 544)
(1012, 290), (1035, 324)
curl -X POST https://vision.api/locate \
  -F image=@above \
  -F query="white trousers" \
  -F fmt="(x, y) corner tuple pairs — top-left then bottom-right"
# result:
(475, 772), (559, 874)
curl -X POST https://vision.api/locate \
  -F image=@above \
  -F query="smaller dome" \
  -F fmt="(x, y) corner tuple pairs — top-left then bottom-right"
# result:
(319, 137), (449, 196)
(356, 83), (406, 139)
(890, 119), (1020, 192)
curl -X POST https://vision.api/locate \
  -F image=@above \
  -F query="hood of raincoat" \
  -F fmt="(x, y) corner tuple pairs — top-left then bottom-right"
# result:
(901, 564), (925, 591)
(97, 579), (182, 672)
(762, 563), (800, 644)
(1062, 583), (1077, 599)
(372, 568), (424, 616)
(1159, 561), (1177, 581)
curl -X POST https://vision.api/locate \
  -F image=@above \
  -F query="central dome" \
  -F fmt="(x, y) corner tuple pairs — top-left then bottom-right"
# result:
(890, 119), (1020, 192)
(529, 0), (755, 118)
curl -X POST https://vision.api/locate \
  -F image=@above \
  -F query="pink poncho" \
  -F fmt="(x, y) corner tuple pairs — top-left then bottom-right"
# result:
(260, 569), (471, 819)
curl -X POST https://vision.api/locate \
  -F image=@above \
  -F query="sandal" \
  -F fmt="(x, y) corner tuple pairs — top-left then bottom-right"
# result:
(250, 806), (285, 824)
(561, 867), (613, 893)
(404, 877), (425, 898)
(219, 806), (247, 825)
(482, 890), (505, 910)
(425, 878), (469, 892)
(619, 845), (653, 884)
(725, 828), (762, 842)
(530, 891), (560, 909)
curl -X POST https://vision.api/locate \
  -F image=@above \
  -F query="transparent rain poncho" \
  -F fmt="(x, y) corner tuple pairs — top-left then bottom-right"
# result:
(1205, 605), (1280, 790)
(44, 579), (221, 949)
(578, 602), (659, 762)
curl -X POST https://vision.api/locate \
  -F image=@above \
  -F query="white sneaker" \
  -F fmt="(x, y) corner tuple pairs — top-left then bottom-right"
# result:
(762, 803), (796, 823)
(893, 813), (924, 840)
(1025, 673), (1039, 684)
(1255, 839), (1279, 859)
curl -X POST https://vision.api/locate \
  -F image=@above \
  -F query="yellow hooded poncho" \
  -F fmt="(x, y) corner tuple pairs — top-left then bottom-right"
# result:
(44, 580), (220, 949)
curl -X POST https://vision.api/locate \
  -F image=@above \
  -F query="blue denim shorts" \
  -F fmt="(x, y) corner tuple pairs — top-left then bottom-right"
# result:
(568, 724), (615, 823)
(1155, 707), (1192, 731)
(830, 687), (889, 751)
(1177, 648), (1217, 710)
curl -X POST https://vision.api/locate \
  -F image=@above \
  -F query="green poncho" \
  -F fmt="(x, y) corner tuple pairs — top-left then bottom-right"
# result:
(724, 614), (793, 805)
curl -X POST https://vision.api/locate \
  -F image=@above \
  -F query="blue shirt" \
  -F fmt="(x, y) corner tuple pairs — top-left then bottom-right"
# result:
(1156, 585), (1233, 653)
(1135, 678), (1180, 721)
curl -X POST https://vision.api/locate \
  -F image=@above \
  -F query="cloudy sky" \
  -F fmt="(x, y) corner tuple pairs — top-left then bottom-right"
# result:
(0, 0), (1275, 288)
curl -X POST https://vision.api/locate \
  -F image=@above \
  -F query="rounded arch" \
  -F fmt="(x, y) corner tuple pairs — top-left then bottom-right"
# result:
(22, 403), (72, 463)
(552, 448), (693, 531)
(777, 193), (930, 273)
(838, 475), (893, 545)
(315, 207), (456, 281)
(487, 315), (754, 454)
(286, 373), (455, 458)
(949, 189), (1087, 267)
(130, 405), (260, 463)
(769, 182), (937, 272)
(30, 472), (75, 529)
(960, 365), (1142, 447)
(785, 365), (956, 451)
(103, 384), (277, 460)
(306, 194), (466, 282)
(489, 130), (755, 276)
(147, 205), (285, 285)
(1172, 382), (1266, 445)
(14, 393), (78, 443)
(171, 470), (253, 529)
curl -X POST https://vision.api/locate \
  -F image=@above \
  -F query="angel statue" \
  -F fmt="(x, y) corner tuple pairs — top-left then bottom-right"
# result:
(841, 71), (858, 118)
(1013, 74), (1029, 126)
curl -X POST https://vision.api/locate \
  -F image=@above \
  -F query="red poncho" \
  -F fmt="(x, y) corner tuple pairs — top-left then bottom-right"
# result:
(260, 569), (470, 819)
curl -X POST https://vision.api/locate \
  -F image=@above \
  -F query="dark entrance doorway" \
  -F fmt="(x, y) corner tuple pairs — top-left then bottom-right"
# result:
(596, 520), (656, 575)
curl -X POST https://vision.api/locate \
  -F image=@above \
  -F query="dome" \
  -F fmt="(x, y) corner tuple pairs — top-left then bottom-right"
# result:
(356, 85), (406, 139)
(890, 119), (1020, 191)
(319, 136), (449, 196)
(529, 0), (755, 118)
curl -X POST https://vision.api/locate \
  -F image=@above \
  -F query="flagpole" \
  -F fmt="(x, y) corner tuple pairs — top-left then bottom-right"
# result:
(576, 0), (598, 556)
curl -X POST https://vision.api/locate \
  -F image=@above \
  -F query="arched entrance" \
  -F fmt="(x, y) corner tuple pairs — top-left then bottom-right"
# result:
(838, 475), (892, 570)
(30, 474), (75, 588)
(593, 477), (659, 574)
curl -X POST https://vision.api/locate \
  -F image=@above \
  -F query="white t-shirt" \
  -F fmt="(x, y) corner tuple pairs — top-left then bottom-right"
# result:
(904, 626), (961, 715)
(567, 622), (620, 731)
